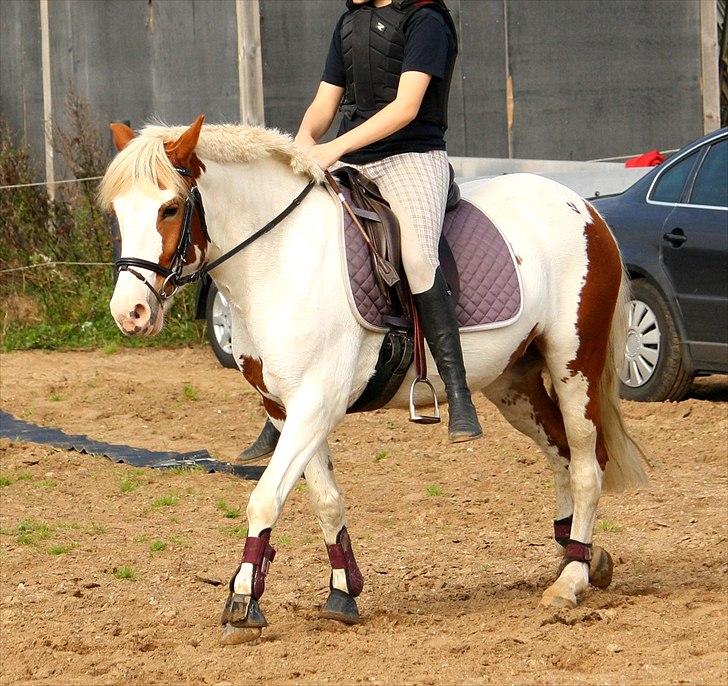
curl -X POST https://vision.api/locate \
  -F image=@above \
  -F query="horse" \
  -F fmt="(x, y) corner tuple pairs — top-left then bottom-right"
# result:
(100, 115), (647, 644)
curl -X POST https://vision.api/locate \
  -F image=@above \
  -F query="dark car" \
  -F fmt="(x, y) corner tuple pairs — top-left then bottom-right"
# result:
(593, 128), (728, 401)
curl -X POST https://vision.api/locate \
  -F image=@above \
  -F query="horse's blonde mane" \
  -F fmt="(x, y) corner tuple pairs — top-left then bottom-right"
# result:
(99, 122), (323, 208)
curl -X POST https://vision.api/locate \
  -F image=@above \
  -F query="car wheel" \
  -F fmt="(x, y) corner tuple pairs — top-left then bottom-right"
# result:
(619, 279), (692, 402)
(205, 282), (237, 369)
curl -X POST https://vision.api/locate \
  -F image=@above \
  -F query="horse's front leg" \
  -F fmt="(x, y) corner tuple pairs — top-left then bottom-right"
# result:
(304, 443), (363, 624)
(220, 395), (337, 644)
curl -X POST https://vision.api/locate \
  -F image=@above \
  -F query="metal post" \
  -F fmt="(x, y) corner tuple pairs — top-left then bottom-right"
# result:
(235, 0), (265, 126)
(699, 0), (720, 133)
(39, 0), (55, 200)
(503, 0), (513, 159)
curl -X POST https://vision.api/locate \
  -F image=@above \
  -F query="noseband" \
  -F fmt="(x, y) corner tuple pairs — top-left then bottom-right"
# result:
(114, 166), (316, 307)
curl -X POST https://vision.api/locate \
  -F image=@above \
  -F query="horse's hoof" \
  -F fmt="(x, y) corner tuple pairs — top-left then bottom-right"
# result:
(220, 623), (262, 645)
(320, 588), (361, 625)
(589, 545), (614, 589)
(541, 583), (577, 609)
(220, 593), (268, 628)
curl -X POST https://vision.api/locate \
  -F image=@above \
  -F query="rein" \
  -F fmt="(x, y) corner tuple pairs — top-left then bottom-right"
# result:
(115, 166), (316, 305)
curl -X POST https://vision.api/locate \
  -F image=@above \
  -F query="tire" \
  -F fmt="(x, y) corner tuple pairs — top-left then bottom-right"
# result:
(205, 282), (237, 369)
(619, 279), (692, 402)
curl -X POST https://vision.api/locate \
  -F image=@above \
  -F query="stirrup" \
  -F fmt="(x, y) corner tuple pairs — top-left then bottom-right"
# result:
(408, 378), (441, 424)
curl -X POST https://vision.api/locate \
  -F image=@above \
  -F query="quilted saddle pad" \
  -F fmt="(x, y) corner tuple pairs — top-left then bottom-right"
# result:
(339, 192), (523, 333)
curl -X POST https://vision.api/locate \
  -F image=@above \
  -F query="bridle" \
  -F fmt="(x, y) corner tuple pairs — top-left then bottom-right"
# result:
(114, 166), (316, 307)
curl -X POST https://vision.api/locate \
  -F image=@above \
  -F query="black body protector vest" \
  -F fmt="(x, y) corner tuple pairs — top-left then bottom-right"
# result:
(340, 0), (458, 129)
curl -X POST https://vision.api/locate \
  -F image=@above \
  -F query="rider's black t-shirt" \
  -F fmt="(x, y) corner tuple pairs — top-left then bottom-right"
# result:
(322, 7), (454, 165)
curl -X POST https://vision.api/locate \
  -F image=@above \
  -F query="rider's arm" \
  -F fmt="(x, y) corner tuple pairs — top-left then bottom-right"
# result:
(332, 71), (431, 156)
(295, 82), (345, 147)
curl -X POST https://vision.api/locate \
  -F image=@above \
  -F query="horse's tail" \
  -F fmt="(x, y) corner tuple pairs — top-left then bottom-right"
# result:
(601, 271), (649, 492)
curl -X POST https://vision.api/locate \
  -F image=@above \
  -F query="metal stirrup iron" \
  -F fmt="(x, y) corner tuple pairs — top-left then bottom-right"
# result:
(408, 293), (440, 424)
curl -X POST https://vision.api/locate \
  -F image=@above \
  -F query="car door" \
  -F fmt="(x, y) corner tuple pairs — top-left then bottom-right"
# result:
(659, 137), (728, 366)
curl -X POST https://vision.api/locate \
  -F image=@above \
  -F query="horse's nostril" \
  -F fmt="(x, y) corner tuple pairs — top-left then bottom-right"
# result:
(131, 303), (149, 320)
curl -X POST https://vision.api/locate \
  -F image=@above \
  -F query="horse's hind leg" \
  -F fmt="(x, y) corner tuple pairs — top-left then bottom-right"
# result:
(304, 443), (363, 624)
(483, 355), (573, 550)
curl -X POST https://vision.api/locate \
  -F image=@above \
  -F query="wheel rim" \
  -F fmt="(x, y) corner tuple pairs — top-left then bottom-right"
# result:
(621, 299), (661, 388)
(211, 290), (233, 355)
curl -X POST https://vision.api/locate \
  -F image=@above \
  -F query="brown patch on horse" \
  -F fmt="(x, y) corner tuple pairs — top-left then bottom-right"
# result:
(506, 325), (539, 370)
(511, 361), (571, 460)
(240, 356), (287, 421)
(566, 205), (622, 468)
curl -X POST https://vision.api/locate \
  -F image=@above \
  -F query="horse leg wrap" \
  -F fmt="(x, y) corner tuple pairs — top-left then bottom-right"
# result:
(326, 526), (364, 597)
(553, 515), (573, 548)
(556, 539), (593, 579)
(242, 529), (276, 600)
(220, 530), (276, 627)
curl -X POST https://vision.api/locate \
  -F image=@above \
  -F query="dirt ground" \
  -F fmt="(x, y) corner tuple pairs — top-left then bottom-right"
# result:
(0, 347), (726, 686)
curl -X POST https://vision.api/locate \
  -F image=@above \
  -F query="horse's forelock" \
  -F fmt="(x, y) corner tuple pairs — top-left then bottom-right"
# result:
(98, 135), (188, 209)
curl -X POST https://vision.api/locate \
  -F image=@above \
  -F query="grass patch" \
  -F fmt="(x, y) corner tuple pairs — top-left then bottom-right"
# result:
(277, 535), (291, 546)
(47, 543), (74, 556)
(221, 524), (248, 539)
(182, 383), (199, 401)
(15, 472), (33, 481)
(149, 539), (167, 553)
(113, 566), (135, 581)
(48, 392), (62, 402)
(426, 484), (444, 497)
(151, 493), (180, 508)
(294, 483), (308, 494)
(14, 520), (51, 546)
(86, 521), (106, 535)
(216, 499), (241, 519)
(120, 476), (140, 493)
(35, 479), (57, 490)
(596, 519), (623, 533)
(374, 450), (389, 463)
(0, 475), (11, 487)
(103, 343), (118, 355)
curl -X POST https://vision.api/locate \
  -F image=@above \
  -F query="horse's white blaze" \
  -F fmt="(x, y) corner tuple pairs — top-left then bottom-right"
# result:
(110, 188), (174, 330)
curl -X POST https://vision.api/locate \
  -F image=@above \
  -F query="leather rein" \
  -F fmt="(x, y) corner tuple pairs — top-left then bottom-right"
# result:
(114, 166), (316, 306)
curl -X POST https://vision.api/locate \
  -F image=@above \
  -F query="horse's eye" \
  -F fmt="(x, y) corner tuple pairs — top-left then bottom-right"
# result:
(162, 205), (179, 219)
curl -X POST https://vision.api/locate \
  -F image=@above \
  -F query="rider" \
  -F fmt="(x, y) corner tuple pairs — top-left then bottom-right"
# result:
(241, 0), (481, 460)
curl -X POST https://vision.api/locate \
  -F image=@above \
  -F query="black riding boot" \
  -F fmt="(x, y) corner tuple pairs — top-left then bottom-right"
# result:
(413, 270), (483, 443)
(238, 419), (280, 462)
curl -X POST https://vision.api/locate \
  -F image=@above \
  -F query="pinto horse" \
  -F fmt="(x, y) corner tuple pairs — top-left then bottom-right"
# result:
(101, 116), (647, 643)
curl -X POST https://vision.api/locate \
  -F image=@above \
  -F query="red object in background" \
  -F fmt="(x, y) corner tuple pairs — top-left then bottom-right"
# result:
(625, 150), (665, 167)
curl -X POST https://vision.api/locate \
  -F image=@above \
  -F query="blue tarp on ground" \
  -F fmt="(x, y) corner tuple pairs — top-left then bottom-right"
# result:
(0, 411), (264, 480)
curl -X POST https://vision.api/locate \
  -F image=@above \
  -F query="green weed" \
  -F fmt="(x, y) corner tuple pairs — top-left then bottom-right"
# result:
(49, 392), (62, 402)
(120, 476), (140, 493)
(113, 566), (135, 581)
(596, 519), (623, 533)
(216, 499), (240, 519)
(277, 535), (292, 546)
(103, 343), (118, 355)
(0, 475), (11, 487)
(374, 450), (389, 463)
(182, 383), (199, 401)
(221, 524), (248, 539)
(426, 484), (444, 497)
(149, 539), (167, 553)
(35, 479), (57, 490)
(294, 483), (308, 494)
(15, 472), (33, 481)
(47, 544), (74, 556)
(152, 493), (179, 508)
(14, 520), (51, 545)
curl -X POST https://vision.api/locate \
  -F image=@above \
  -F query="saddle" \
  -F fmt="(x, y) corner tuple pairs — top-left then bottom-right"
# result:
(326, 166), (523, 418)
(330, 166), (462, 324)
(327, 167), (468, 420)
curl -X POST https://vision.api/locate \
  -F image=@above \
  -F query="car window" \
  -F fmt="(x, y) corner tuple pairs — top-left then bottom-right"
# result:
(690, 139), (728, 208)
(650, 150), (698, 203)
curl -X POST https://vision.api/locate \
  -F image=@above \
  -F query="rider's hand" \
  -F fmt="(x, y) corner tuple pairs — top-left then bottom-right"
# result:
(308, 140), (345, 170)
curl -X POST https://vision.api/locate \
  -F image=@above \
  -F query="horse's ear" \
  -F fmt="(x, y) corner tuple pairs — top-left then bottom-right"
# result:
(110, 122), (135, 151)
(170, 114), (205, 166)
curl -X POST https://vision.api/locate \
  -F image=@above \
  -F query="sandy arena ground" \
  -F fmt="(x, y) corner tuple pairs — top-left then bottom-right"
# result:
(0, 348), (726, 685)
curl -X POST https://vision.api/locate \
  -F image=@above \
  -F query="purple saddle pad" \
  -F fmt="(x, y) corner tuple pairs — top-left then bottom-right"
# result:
(342, 196), (522, 332)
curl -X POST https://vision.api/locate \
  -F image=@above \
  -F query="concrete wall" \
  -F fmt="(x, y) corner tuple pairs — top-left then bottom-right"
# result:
(0, 0), (711, 181)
